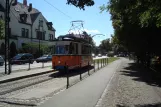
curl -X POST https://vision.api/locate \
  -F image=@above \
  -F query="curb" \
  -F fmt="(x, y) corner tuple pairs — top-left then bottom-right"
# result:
(0, 70), (54, 84)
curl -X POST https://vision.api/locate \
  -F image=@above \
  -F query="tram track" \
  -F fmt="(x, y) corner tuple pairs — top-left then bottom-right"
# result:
(0, 72), (57, 97)
(0, 62), (109, 107)
(0, 63), (103, 98)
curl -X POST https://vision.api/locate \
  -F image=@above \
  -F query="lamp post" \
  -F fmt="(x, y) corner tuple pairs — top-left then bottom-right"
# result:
(91, 34), (106, 38)
(39, 19), (43, 57)
(5, 0), (17, 74)
(90, 34), (106, 54)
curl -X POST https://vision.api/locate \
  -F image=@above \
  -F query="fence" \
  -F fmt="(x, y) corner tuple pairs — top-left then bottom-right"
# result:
(65, 58), (108, 89)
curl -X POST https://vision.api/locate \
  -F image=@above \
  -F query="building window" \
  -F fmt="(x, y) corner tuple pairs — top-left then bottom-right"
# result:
(39, 20), (43, 27)
(43, 32), (45, 40)
(49, 34), (53, 41)
(22, 28), (29, 38)
(36, 31), (40, 39)
(25, 29), (29, 38)
(37, 31), (45, 40)
(21, 28), (25, 37)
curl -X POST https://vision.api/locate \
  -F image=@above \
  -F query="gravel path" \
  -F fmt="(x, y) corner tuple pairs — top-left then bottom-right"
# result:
(97, 58), (161, 107)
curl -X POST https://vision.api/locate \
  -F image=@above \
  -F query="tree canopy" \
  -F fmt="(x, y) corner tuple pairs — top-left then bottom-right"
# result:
(99, 38), (112, 53)
(100, 0), (161, 57)
(67, 0), (94, 10)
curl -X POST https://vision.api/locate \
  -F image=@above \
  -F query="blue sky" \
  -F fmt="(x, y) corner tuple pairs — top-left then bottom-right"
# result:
(19, 0), (114, 46)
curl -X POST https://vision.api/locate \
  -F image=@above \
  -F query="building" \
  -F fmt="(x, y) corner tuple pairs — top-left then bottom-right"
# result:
(0, 0), (56, 58)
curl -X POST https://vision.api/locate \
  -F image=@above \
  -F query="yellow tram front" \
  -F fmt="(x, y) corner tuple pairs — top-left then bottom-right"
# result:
(52, 35), (92, 71)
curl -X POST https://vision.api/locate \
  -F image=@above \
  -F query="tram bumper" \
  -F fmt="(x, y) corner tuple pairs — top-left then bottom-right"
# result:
(54, 66), (66, 70)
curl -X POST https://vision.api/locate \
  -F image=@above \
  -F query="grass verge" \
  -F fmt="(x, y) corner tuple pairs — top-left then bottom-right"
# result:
(94, 57), (119, 64)
(108, 57), (119, 63)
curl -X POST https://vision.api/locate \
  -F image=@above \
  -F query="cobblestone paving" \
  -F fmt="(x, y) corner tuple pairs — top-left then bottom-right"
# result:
(96, 59), (161, 107)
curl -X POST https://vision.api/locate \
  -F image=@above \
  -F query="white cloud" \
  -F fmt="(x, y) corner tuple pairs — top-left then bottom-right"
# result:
(68, 29), (100, 34)
(84, 29), (100, 34)
(68, 30), (82, 34)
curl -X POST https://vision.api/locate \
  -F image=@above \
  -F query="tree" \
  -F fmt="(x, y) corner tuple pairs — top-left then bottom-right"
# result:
(82, 31), (96, 53)
(67, 0), (94, 10)
(111, 34), (127, 54)
(0, 19), (5, 39)
(101, 0), (161, 66)
(20, 43), (51, 58)
(99, 38), (112, 54)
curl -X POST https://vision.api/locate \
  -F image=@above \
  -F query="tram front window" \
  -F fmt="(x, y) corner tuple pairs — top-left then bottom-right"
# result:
(55, 45), (69, 54)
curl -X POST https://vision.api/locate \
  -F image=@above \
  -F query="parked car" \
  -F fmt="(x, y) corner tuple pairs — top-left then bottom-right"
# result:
(92, 53), (95, 57)
(154, 56), (161, 68)
(0, 56), (4, 66)
(108, 51), (114, 57)
(98, 54), (102, 57)
(36, 55), (52, 63)
(11, 53), (34, 65)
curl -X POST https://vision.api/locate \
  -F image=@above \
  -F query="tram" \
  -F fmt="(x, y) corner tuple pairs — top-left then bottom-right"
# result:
(52, 34), (93, 71)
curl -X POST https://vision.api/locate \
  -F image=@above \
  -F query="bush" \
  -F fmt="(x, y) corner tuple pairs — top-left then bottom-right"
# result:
(108, 51), (114, 57)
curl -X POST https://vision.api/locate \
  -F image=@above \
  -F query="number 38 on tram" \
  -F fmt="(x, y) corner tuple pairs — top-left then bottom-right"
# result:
(52, 34), (93, 71)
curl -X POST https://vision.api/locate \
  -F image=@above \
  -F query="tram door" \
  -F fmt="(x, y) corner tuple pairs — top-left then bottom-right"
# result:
(69, 42), (79, 68)
(81, 44), (92, 67)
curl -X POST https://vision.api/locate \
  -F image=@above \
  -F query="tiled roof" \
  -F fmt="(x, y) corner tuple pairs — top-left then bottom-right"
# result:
(11, 2), (40, 25)
(1, 2), (55, 31)
(30, 12), (41, 23)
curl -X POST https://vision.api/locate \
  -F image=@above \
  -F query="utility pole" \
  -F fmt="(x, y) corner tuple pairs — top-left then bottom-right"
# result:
(4, 0), (32, 74)
(5, 0), (11, 74)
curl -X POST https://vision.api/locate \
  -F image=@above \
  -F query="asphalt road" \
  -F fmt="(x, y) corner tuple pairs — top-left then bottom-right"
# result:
(38, 57), (121, 107)
(0, 56), (108, 74)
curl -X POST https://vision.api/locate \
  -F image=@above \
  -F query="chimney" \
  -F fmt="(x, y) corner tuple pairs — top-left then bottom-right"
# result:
(23, 0), (27, 6)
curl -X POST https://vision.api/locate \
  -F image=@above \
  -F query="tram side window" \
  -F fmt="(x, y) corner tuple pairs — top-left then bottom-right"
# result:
(55, 45), (69, 54)
(76, 43), (78, 54)
(82, 45), (90, 54)
(82, 45), (84, 54)
(69, 43), (73, 54)
(89, 46), (92, 54)
(88, 46), (91, 54)
(69, 43), (78, 54)
(87, 46), (90, 54)
(65, 45), (69, 54)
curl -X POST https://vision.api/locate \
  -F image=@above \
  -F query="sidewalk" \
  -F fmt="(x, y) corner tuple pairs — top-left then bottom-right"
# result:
(38, 58), (123, 107)
(0, 67), (54, 84)
(97, 59), (161, 107)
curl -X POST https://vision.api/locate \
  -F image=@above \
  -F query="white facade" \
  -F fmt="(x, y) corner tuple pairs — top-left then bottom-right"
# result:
(0, 0), (56, 57)
(32, 13), (55, 44)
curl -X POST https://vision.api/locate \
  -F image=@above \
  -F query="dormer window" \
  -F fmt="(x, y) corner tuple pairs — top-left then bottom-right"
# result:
(15, 7), (20, 12)
(47, 22), (53, 30)
(20, 13), (28, 22)
(39, 19), (43, 27)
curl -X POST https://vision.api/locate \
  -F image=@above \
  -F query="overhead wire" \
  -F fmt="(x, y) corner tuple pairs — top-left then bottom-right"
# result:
(43, 0), (72, 19)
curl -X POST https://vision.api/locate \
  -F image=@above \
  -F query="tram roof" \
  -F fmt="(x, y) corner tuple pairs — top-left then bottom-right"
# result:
(54, 34), (91, 44)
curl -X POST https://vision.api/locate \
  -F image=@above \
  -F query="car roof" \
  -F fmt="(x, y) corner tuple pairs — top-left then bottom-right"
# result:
(17, 53), (33, 55)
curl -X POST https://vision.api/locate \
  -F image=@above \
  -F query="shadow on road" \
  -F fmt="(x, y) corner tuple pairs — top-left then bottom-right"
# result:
(117, 103), (161, 107)
(49, 66), (94, 78)
(121, 62), (161, 87)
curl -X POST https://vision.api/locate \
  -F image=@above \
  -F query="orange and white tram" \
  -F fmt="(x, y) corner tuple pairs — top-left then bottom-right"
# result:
(52, 34), (93, 71)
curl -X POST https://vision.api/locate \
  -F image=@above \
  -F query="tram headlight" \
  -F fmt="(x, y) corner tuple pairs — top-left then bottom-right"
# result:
(58, 61), (61, 64)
